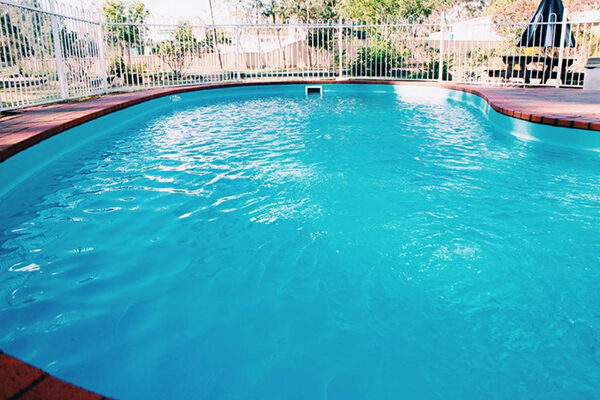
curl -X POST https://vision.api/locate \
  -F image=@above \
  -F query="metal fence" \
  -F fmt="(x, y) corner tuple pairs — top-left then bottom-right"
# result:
(1, 0), (599, 111)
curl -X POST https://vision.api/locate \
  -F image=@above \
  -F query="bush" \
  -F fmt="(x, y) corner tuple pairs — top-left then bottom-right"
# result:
(108, 56), (126, 77)
(108, 56), (145, 84)
(351, 46), (404, 77)
(409, 58), (453, 81)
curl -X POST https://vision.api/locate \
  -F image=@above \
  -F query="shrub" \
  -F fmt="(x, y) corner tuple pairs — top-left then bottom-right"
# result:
(108, 56), (126, 77)
(108, 56), (145, 84)
(409, 58), (453, 81)
(351, 46), (404, 76)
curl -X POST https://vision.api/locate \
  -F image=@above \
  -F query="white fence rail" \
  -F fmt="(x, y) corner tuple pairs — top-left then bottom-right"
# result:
(1, 0), (599, 111)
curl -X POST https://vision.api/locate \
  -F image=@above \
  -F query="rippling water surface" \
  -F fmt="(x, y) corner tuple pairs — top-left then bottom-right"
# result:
(1, 85), (599, 399)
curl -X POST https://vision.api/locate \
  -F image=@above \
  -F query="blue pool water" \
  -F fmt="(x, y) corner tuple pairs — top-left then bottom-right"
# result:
(0, 84), (599, 399)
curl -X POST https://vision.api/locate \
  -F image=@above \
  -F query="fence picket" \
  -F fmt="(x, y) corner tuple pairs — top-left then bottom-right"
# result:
(1, 0), (599, 111)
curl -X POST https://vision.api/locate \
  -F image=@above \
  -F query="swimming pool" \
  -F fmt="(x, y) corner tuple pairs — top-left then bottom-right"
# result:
(0, 84), (599, 399)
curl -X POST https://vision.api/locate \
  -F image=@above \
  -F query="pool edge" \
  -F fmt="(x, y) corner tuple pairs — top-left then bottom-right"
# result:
(0, 350), (110, 400)
(0, 79), (599, 162)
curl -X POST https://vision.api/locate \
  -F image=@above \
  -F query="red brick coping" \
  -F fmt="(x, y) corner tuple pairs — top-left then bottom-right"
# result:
(0, 351), (109, 400)
(0, 79), (599, 162)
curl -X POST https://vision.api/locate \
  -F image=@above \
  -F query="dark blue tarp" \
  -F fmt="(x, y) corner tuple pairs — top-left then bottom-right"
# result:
(518, 0), (576, 47)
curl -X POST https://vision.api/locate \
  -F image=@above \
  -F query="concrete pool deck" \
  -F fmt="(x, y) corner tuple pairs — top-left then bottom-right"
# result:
(0, 79), (599, 162)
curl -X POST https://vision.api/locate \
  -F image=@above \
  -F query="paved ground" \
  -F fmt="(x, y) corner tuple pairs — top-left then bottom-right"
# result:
(0, 80), (599, 162)
(0, 350), (107, 400)
(458, 85), (600, 128)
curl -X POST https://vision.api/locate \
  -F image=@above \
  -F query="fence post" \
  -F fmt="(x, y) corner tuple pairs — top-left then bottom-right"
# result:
(338, 17), (343, 78)
(438, 12), (445, 82)
(235, 26), (241, 81)
(49, 0), (68, 99)
(556, 9), (568, 88)
(96, 13), (108, 93)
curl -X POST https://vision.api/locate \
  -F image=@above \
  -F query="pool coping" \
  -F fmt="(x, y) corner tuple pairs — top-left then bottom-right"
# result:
(0, 350), (109, 400)
(0, 79), (599, 162)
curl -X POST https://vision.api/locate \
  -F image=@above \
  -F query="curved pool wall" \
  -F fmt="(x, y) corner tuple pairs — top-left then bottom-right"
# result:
(0, 83), (598, 200)
(440, 88), (600, 151)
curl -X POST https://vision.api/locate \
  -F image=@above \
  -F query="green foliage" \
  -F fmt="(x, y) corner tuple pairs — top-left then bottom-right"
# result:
(485, 0), (596, 24)
(351, 46), (404, 76)
(59, 27), (98, 58)
(409, 57), (453, 81)
(307, 29), (335, 50)
(108, 55), (144, 83)
(350, 45), (453, 80)
(233, 0), (337, 23)
(256, 0), (286, 22)
(1, 0), (57, 67)
(173, 22), (201, 50)
(398, 0), (431, 19)
(108, 55), (126, 77)
(152, 22), (222, 78)
(280, 0), (337, 22)
(199, 31), (232, 50)
(102, 0), (149, 50)
(0, 13), (33, 64)
(232, 0), (472, 24)
(338, 0), (434, 20)
(102, 0), (149, 79)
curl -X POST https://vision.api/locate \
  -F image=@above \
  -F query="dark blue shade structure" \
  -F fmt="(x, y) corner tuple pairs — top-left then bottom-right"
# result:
(518, 0), (576, 47)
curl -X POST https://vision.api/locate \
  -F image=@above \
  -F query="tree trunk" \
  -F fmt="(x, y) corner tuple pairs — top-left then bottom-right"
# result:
(208, 0), (224, 70)
(272, 15), (286, 70)
(256, 7), (262, 70)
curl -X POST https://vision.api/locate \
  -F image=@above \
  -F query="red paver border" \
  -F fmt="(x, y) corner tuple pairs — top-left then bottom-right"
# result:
(439, 82), (600, 131)
(0, 79), (599, 162)
(0, 350), (109, 400)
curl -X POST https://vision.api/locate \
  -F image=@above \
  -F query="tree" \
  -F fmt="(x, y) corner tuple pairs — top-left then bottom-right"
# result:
(0, 13), (33, 65)
(281, 0), (338, 69)
(153, 22), (230, 79)
(102, 0), (149, 67)
(337, 0), (467, 20)
(260, 0), (292, 67)
(59, 28), (98, 58)
(0, 0), (57, 68)
(18, 0), (54, 66)
(230, 0), (266, 69)
(154, 22), (199, 78)
(485, 0), (598, 23)
(351, 45), (404, 76)
(207, 0), (225, 69)
(484, 0), (537, 23)
(279, 0), (337, 21)
(338, 0), (402, 20)
(230, 0), (295, 68)
(398, 0), (432, 19)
